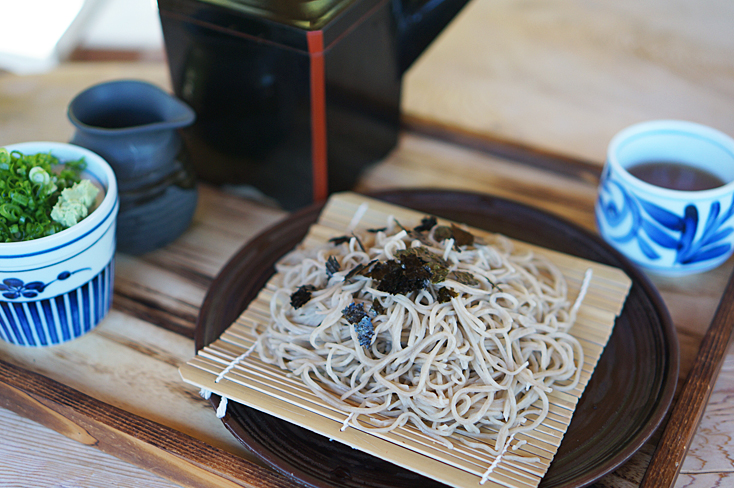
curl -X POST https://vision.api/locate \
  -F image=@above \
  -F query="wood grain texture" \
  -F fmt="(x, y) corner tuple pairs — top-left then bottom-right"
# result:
(355, 134), (600, 231)
(0, 309), (255, 459)
(676, 342), (734, 485)
(0, 407), (181, 488)
(112, 184), (285, 338)
(0, 358), (294, 488)
(0, 62), (171, 145)
(402, 0), (734, 165)
(641, 269), (734, 487)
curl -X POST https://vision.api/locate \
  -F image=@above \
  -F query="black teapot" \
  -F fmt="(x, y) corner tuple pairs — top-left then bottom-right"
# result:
(157, 0), (470, 209)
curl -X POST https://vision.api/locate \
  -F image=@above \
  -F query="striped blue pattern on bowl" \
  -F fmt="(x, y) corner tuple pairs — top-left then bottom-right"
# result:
(0, 259), (115, 346)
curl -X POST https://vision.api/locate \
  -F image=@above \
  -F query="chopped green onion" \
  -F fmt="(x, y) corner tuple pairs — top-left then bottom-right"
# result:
(0, 148), (87, 242)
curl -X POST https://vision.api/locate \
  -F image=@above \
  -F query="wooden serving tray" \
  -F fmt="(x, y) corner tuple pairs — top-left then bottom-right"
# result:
(0, 141), (728, 488)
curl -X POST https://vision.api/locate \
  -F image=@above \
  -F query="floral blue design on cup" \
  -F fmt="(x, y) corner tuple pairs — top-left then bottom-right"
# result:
(595, 120), (734, 275)
(0, 268), (92, 299)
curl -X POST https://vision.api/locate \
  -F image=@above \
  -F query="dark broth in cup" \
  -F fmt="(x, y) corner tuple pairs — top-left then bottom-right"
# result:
(627, 161), (726, 191)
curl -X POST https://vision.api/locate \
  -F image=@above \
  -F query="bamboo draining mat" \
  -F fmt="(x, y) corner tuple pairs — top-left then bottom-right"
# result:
(179, 192), (632, 488)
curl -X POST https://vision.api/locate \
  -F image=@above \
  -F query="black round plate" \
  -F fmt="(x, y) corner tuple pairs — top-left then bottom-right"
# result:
(195, 189), (679, 488)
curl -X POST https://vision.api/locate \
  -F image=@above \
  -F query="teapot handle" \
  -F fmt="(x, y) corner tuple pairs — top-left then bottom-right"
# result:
(394, 0), (470, 73)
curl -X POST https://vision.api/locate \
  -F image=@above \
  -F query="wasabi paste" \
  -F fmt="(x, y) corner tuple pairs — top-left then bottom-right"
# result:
(50, 180), (100, 228)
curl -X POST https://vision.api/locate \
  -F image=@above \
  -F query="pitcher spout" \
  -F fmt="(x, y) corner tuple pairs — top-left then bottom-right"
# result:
(68, 79), (196, 135)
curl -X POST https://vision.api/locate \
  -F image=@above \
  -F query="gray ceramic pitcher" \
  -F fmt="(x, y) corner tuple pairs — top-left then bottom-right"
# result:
(68, 79), (197, 255)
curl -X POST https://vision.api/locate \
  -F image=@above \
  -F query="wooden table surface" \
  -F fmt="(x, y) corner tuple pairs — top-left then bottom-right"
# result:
(2, 1), (734, 487)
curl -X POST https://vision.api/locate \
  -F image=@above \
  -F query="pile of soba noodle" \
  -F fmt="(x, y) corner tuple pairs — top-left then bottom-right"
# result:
(255, 215), (585, 458)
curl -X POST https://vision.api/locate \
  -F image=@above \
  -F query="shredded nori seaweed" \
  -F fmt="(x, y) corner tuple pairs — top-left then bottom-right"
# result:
(448, 270), (480, 287)
(396, 247), (450, 284)
(329, 235), (351, 245)
(344, 259), (377, 281)
(371, 299), (386, 316)
(352, 233), (366, 252)
(393, 219), (408, 232)
(431, 224), (475, 248)
(342, 302), (374, 347)
(437, 287), (458, 303)
(325, 256), (340, 277)
(433, 225), (453, 242)
(450, 224), (474, 247)
(290, 285), (316, 309)
(343, 302), (368, 323)
(368, 253), (432, 295)
(354, 316), (374, 347)
(413, 216), (437, 233)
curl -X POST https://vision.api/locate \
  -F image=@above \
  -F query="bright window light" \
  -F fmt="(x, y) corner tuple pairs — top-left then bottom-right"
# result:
(0, 0), (91, 73)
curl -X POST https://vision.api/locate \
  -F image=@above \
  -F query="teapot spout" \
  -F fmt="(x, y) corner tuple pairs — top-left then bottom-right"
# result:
(395, 0), (470, 73)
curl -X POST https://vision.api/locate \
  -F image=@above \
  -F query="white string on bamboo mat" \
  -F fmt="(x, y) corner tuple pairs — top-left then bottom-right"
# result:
(480, 432), (518, 484)
(570, 268), (593, 321)
(199, 341), (257, 418)
(341, 412), (356, 432)
(347, 202), (369, 232)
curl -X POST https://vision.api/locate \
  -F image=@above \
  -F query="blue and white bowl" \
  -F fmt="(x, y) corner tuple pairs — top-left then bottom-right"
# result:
(0, 142), (118, 346)
(596, 120), (734, 276)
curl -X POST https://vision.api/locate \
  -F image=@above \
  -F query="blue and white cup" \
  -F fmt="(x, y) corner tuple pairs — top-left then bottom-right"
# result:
(0, 142), (118, 346)
(596, 120), (734, 275)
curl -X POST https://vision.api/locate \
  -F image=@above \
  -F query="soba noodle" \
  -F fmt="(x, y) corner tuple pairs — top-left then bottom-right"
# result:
(254, 216), (586, 459)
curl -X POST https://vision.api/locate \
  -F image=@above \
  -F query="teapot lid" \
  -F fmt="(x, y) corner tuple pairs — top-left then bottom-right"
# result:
(195, 0), (358, 29)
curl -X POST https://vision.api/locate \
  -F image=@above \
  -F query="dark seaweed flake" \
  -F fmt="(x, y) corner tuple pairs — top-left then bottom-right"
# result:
(485, 276), (500, 291)
(372, 254), (432, 295)
(344, 259), (377, 281)
(407, 230), (433, 246)
(393, 219), (408, 232)
(343, 302), (369, 323)
(413, 216), (438, 233)
(396, 247), (449, 284)
(450, 224), (474, 247)
(371, 299), (386, 316)
(329, 235), (351, 245)
(342, 303), (375, 347)
(325, 256), (340, 277)
(433, 226), (453, 242)
(355, 316), (374, 347)
(432, 225), (475, 247)
(290, 285), (316, 309)
(437, 287), (458, 303)
(448, 270), (480, 287)
(352, 233), (366, 252)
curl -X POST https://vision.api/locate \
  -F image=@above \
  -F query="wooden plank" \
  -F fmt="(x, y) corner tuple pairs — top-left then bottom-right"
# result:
(0, 359), (294, 488)
(0, 310), (256, 459)
(641, 267), (734, 487)
(402, 0), (734, 166)
(0, 407), (180, 488)
(676, 341), (734, 483)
